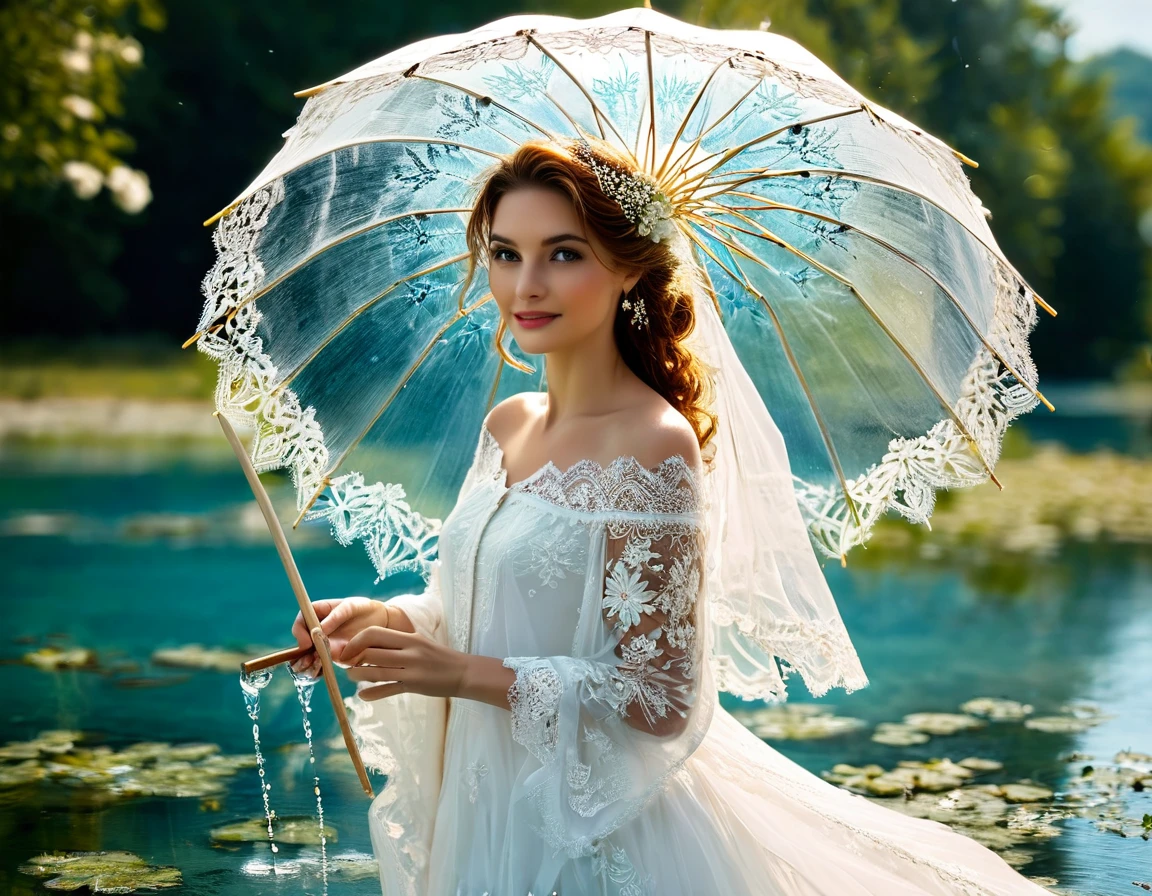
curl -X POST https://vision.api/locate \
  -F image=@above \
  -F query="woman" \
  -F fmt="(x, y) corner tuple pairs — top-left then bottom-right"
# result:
(290, 137), (1053, 895)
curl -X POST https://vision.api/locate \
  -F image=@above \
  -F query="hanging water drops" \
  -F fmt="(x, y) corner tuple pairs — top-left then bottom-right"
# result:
(240, 667), (278, 859)
(292, 665), (329, 886)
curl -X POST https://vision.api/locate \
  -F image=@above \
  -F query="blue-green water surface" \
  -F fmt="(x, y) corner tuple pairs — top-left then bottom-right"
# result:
(0, 426), (1149, 895)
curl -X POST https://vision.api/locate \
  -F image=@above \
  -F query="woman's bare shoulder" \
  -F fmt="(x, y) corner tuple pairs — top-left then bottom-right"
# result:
(607, 402), (702, 472)
(483, 392), (542, 444)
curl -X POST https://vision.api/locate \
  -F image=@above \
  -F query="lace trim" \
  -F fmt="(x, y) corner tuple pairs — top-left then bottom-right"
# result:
(717, 612), (869, 702)
(483, 424), (704, 517)
(794, 263), (1040, 559)
(502, 657), (563, 764)
(194, 185), (440, 582)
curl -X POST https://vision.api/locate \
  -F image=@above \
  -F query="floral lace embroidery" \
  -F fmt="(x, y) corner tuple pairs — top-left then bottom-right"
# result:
(566, 727), (629, 819)
(599, 519), (703, 729)
(512, 450), (703, 518)
(511, 524), (587, 589)
(591, 837), (655, 896)
(501, 657), (563, 764)
(465, 759), (488, 805)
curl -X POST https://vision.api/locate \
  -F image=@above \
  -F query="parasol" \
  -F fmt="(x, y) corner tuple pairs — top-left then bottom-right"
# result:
(189, 6), (1052, 687)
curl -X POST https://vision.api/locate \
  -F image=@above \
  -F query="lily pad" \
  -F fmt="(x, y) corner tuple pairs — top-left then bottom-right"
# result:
(24, 647), (97, 671)
(871, 723), (930, 746)
(957, 757), (1004, 773)
(734, 705), (866, 741)
(902, 713), (985, 736)
(1023, 716), (1096, 734)
(210, 815), (338, 846)
(19, 851), (181, 892)
(998, 783), (1055, 803)
(960, 698), (1034, 721)
(0, 760), (45, 789)
(151, 644), (252, 673)
(0, 731), (254, 802)
(0, 730), (81, 759)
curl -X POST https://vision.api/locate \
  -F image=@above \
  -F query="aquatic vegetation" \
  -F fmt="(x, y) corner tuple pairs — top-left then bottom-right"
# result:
(152, 644), (256, 673)
(729, 703), (866, 740)
(824, 741), (1152, 871)
(871, 722), (930, 746)
(23, 646), (96, 670)
(856, 444), (1152, 568)
(0, 730), (254, 801)
(961, 698), (1035, 721)
(210, 815), (338, 845)
(823, 757), (990, 796)
(19, 850), (181, 892)
(901, 712), (985, 736)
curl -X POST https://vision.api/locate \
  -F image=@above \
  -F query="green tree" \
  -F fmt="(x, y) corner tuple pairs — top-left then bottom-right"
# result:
(687, 0), (1152, 381)
(0, 0), (165, 210)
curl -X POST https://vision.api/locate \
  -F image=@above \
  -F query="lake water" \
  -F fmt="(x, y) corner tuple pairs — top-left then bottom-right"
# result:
(0, 405), (1149, 895)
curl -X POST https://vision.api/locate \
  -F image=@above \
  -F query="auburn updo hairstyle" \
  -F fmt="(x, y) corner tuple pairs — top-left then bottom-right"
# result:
(461, 136), (717, 453)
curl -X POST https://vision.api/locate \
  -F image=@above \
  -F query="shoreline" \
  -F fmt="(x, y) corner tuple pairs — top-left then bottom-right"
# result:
(0, 397), (251, 440)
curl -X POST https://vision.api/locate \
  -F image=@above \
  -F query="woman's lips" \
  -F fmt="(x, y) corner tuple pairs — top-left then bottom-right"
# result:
(514, 313), (560, 329)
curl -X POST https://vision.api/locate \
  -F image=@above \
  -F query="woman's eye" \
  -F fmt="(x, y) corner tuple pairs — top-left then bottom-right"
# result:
(492, 248), (517, 262)
(553, 248), (581, 262)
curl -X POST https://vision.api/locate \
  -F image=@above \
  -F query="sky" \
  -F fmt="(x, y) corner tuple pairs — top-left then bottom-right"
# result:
(1053, 0), (1152, 59)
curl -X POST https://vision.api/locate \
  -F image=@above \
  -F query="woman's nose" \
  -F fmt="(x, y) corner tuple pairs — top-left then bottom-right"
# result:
(515, 263), (548, 301)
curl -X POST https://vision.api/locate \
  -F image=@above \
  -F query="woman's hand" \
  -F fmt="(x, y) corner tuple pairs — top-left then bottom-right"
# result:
(290, 597), (391, 676)
(342, 626), (470, 701)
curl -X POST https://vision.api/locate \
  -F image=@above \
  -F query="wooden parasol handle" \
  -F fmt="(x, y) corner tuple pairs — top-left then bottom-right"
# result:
(215, 411), (374, 798)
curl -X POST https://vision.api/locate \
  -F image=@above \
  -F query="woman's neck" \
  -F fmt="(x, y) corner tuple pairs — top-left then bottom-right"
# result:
(540, 324), (638, 429)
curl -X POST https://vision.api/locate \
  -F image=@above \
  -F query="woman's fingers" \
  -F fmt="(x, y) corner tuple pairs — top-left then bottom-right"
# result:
(347, 663), (400, 683)
(291, 599), (342, 646)
(343, 625), (410, 662)
(358, 682), (406, 701)
(346, 647), (405, 669)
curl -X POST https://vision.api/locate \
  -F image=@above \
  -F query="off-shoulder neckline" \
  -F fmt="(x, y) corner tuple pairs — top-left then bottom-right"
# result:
(480, 422), (701, 496)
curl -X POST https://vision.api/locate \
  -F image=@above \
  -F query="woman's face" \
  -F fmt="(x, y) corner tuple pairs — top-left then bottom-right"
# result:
(486, 187), (638, 355)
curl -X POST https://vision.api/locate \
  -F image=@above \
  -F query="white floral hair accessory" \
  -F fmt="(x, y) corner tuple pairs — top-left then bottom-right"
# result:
(572, 138), (676, 244)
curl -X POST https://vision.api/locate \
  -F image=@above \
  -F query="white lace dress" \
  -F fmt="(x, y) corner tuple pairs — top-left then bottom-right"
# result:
(346, 424), (1053, 896)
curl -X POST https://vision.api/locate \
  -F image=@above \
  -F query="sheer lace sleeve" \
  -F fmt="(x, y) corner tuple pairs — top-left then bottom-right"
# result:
(501, 458), (714, 858)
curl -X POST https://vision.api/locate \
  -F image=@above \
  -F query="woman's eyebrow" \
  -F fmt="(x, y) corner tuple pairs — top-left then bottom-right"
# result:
(489, 233), (589, 246)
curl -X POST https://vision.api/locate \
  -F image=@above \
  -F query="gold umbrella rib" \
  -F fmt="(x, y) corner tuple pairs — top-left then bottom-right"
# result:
(184, 210), (471, 349)
(273, 252), (474, 395)
(660, 79), (775, 189)
(694, 167), (1053, 316)
(667, 107), (867, 200)
(204, 137), (503, 228)
(706, 195), (1052, 411)
(293, 293), (495, 527)
(523, 33), (635, 164)
(653, 51), (744, 184)
(682, 226), (864, 531)
(643, 30), (657, 172)
(693, 215), (1003, 488)
(407, 73), (556, 140)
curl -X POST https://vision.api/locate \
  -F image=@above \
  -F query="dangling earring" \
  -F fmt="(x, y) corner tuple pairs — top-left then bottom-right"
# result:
(621, 288), (648, 329)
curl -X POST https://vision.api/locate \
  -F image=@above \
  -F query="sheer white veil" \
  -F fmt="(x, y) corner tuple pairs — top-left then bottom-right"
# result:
(670, 232), (869, 702)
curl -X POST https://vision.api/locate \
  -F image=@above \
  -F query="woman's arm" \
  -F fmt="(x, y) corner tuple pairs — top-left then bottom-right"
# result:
(458, 654), (516, 710)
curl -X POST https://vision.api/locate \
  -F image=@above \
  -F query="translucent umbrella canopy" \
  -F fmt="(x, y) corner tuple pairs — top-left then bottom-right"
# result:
(190, 6), (1051, 580)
